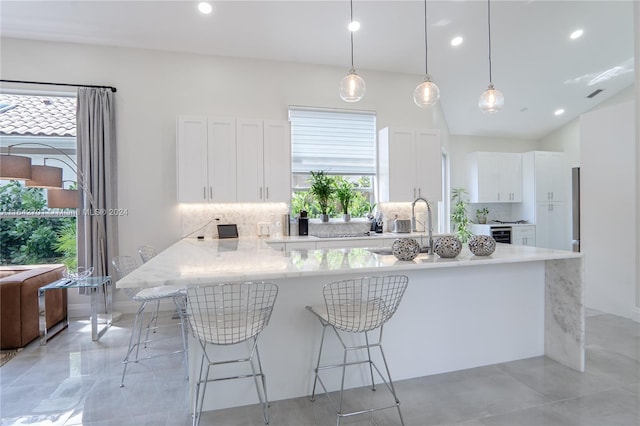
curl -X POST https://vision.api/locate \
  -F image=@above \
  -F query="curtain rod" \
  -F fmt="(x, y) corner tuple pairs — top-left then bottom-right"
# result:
(0, 79), (117, 93)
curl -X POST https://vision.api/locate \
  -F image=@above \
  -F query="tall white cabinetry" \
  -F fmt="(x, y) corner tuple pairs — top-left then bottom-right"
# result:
(177, 116), (236, 203)
(378, 127), (442, 202)
(177, 116), (290, 204)
(466, 152), (522, 203)
(516, 151), (570, 250)
(236, 119), (291, 202)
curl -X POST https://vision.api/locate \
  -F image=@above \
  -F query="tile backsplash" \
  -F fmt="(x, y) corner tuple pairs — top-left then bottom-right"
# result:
(180, 203), (289, 239)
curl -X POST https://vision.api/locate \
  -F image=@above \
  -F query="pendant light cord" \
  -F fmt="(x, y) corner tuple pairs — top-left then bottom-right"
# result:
(423, 0), (429, 75)
(487, 0), (493, 84)
(350, 0), (355, 68)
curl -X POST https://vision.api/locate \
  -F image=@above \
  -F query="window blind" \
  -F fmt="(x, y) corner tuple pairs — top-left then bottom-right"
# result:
(289, 107), (376, 175)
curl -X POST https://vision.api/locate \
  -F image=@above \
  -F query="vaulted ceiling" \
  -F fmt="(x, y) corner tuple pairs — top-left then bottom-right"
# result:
(0, 1), (635, 140)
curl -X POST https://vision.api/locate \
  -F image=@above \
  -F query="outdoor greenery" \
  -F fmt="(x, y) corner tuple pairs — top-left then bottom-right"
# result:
(451, 187), (473, 243)
(291, 175), (373, 219)
(0, 180), (77, 267)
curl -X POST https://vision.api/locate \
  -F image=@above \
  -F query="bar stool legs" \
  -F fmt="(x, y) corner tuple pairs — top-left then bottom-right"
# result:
(306, 275), (409, 425)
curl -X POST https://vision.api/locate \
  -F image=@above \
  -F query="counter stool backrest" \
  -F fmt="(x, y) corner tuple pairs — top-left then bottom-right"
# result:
(185, 282), (278, 346)
(111, 255), (141, 300)
(323, 275), (409, 333)
(138, 245), (157, 263)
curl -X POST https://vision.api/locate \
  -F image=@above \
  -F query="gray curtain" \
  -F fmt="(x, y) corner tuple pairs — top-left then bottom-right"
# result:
(76, 88), (118, 278)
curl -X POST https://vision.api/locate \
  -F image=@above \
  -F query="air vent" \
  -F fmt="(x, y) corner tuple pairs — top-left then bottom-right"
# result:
(586, 89), (604, 99)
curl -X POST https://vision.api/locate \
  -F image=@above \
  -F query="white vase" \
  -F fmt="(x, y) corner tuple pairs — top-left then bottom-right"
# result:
(342, 213), (351, 222)
(319, 214), (329, 222)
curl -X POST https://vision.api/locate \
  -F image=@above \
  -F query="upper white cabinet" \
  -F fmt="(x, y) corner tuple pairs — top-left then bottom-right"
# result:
(237, 119), (291, 203)
(177, 116), (290, 204)
(378, 127), (442, 202)
(177, 116), (236, 203)
(532, 151), (567, 202)
(466, 152), (522, 203)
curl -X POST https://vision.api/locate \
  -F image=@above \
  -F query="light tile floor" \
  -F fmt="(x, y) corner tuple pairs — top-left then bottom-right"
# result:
(1, 308), (638, 426)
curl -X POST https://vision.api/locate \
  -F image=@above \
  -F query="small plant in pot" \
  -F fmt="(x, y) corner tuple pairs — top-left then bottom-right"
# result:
(334, 177), (354, 222)
(475, 207), (489, 224)
(309, 170), (334, 222)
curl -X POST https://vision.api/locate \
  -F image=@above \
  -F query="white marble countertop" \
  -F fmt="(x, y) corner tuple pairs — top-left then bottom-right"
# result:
(266, 231), (436, 243)
(116, 237), (582, 289)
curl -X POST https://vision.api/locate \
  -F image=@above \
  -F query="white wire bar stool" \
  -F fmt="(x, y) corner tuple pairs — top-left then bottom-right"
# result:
(138, 245), (157, 263)
(111, 255), (188, 388)
(306, 275), (409, 426)
(185, 282), (278, 426)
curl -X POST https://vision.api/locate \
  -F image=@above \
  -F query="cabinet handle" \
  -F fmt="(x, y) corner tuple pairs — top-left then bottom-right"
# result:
(209, 186), (213, 199)
(260, 187), (263, 200)
(550, 191), (554, 200)
(203, 186), (206, 200)
(418, 188), (422, 197)
(266, 187), (269, 200)
(550, 203), (554, 212)
(413, 188), (416, 198)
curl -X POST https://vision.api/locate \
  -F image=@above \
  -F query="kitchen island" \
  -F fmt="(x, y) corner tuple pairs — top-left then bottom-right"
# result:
(117, 237), (583, 411)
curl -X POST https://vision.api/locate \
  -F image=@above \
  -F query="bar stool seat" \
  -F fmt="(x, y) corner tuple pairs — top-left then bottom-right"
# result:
(306, 274), (409, 425)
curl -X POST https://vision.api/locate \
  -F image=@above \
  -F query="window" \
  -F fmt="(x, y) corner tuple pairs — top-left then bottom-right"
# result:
(0, 93), (78, 267)
(289, 107), (376, 218)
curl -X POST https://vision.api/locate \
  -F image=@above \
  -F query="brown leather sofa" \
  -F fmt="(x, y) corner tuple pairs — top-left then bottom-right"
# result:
(0, 264), (67, 349)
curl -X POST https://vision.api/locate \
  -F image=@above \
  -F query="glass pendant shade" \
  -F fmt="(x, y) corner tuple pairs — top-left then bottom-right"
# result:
(47, 188), (80, 208)
(339, 69), (366, 102)
(0, 154), (32, 180)
(414, 76), (440, 107)
(26, 165), (63, 188)
(478, 84), (504, 113)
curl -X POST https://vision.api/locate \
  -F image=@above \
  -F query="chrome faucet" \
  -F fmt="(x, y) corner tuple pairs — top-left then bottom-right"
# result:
(411, 197), (433, 254)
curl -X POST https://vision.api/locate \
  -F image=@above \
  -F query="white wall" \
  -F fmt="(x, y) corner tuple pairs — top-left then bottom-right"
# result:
(580, 100), (636, 320)
(0, 37), (452, 313)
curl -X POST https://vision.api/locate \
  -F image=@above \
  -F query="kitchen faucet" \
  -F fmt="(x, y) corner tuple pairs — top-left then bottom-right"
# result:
(411, 197), (433, 255)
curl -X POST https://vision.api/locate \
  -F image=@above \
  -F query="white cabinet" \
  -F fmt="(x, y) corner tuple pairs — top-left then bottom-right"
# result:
(178, 116), (290, 204)
(378, 127), (442, 202)
(516, 151), (570, 250)
(533, 151), (567, 202)
(512, 225), (536, 247)
(236, 119), (291, 203)
(177, 116), (236, 203)
(466, 152), (522, 203)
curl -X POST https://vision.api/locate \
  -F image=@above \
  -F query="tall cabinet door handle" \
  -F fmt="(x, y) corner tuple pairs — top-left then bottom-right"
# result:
(259, 187), (263, 200)
(413, 188), (416, 199)
(209, 186), (213, 199)
(203, 186), (206, 200)
(266, 187), (269, 200)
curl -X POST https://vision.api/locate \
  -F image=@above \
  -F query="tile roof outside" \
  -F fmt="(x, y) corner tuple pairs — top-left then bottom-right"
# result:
(0, 94), (76, 137)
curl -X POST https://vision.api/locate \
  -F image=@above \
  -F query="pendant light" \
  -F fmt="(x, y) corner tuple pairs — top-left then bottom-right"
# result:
(339, 0), (365, 102)
(414, 0), (440, 107)
(478, 0), (504, 113)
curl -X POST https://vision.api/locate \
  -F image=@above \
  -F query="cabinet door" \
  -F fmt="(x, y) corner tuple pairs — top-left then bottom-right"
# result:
(236, 119), (264, 202)
(506, 153), (522, 202)
(177, 116), (208, 203)
(207, 117), (237, 202)
(477, 153), (501, 202)
(547, 153), (567, 202)
(535, 203), (550, 248)
(415, 130), (442, 201)
(386, 128), (417, 202)
(512, 225), (535, 246)
(547, 202), (569, 250)
(263, 120), (291, 202)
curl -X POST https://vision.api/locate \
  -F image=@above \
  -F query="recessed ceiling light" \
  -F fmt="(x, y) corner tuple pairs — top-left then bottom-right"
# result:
(451, 36), (463, 46)
(198, 2), (213, 14)
(554, 109), (565, 116)
(348, 21), (361, 32)
(570, 29), (583, 40)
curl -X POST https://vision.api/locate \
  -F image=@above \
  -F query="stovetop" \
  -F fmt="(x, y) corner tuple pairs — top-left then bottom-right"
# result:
(491, 220), (528, 224)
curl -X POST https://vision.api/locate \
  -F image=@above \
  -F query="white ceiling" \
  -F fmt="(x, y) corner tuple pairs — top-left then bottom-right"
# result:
(0, 0), (635, 140)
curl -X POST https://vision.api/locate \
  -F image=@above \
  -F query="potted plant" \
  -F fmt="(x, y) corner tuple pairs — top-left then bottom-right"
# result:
(451, 187), (472, 243)
(309, 170), (334, 222)
(475, 207), (489, 224)
(334, 178), (354, 222)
